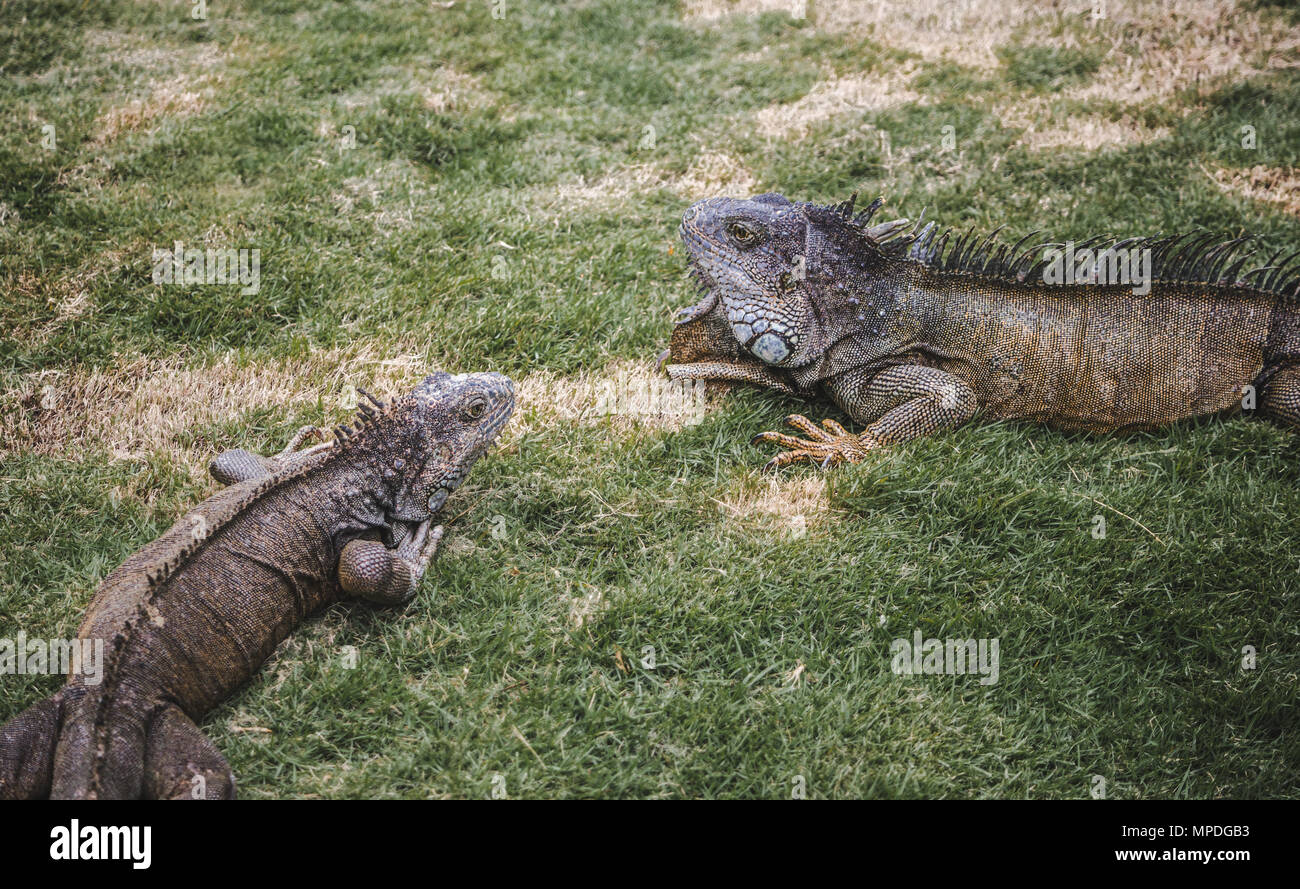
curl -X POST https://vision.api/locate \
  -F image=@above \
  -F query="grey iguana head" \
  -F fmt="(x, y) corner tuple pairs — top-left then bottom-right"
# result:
(678, 193), (812, 366)
(674, 193), (916, 370)
(336, 371), (515, 522)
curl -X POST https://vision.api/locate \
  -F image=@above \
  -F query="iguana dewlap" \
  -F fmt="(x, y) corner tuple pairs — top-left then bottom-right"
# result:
(0, 371), (514, 799)
(663, 193), (1300, 469)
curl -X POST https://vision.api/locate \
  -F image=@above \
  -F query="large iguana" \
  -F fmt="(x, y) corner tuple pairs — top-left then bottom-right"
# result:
(0, 370), (514, 799)
(661, 193), (1300, 469)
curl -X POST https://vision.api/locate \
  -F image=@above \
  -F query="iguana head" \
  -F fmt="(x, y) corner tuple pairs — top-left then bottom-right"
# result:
(338, 371), (515, 523)
(677, 192), (813, 367)
(663, 192), (915, 384)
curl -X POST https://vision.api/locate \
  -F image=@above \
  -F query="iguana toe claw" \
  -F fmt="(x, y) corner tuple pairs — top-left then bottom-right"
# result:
(754, 416), (876, 469)
(409, 525), (444, 573)
(406, 519), (431, 552)
(784, 414), (833, 441)
(422, 525), (445, 562)
(752, 430), (816, 450)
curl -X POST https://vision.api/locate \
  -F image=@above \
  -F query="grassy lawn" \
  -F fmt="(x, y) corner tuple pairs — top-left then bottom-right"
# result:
(1, 0), (1298, 798)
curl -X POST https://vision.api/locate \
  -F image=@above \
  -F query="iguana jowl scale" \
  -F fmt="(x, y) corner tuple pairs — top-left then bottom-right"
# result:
(663, 193), (1300, 468)
(0, 371), (514, 799)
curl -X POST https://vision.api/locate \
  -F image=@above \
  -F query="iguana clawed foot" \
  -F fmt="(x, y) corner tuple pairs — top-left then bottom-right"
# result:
(338, 519), (446, 605)
(398, 519), (445, 577)
(210, 425), (331, 486)
(752, 414), (877, 471)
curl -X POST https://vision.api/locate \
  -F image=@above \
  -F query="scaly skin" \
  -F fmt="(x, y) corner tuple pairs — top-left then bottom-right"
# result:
(0, 371), (514, 799)
(661, 193), (1300, 469)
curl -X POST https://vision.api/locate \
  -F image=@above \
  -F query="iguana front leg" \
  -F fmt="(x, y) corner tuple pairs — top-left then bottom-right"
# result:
(209, 425), (328, 485)
(753, 365), (978, 469)
(338, 520), (444, 605)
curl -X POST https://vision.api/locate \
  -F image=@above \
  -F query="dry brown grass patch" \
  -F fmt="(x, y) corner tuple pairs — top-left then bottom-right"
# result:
(1068, 0), (1299, 106)
(513, 360), (721, 439)
(690, 0), (1298, 106)
(1205, 164), (1300, 216)
(92, 83), (210, 145)
(549, 151), (758, 210)
(0, 344), (428, 475)
(548, 163), (668, 208)
(685, 0), (1049, 70)
(78, 30), (231, 145)
(1015, 112), (1169, 152)
(332, 64), (501, 114)
(81, 29), (227, 74)
(1, 349), (725, 476)
(715, 475), (834, 535)
(672, 150), (759, 198)
(754, 65), (925, 141)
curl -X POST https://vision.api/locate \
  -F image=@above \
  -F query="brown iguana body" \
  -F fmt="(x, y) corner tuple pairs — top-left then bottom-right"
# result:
(0, 371), (514, 799)
(663, 194), (1300, 467)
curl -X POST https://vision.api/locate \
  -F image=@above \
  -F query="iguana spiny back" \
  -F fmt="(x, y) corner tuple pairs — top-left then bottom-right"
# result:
(0, 370), (514, 799)
(662, 193), (1300, 468)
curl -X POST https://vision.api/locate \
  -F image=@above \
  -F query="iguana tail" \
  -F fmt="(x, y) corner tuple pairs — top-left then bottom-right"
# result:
(48, 686), (149, 799)
(0, 688), (235, 799)
(0, 689), (65, 799)
(0, 686), (132, 799)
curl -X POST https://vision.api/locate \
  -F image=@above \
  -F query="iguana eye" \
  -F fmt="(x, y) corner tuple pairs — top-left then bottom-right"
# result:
(727, 222), (759, 246)
(463, 398), (487, 421)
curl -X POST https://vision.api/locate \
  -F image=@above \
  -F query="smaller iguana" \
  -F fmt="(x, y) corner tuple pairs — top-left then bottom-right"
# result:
(661, 193), (1300, 468)
(0, 370), (514, 799)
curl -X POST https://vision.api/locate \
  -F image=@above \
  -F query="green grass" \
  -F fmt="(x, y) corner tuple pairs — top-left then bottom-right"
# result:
(999, 45), (1104, 92)
(0, 0), (1297, 798)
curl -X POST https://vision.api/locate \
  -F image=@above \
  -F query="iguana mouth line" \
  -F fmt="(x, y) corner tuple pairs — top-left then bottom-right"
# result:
(675, 228), (720, 315)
